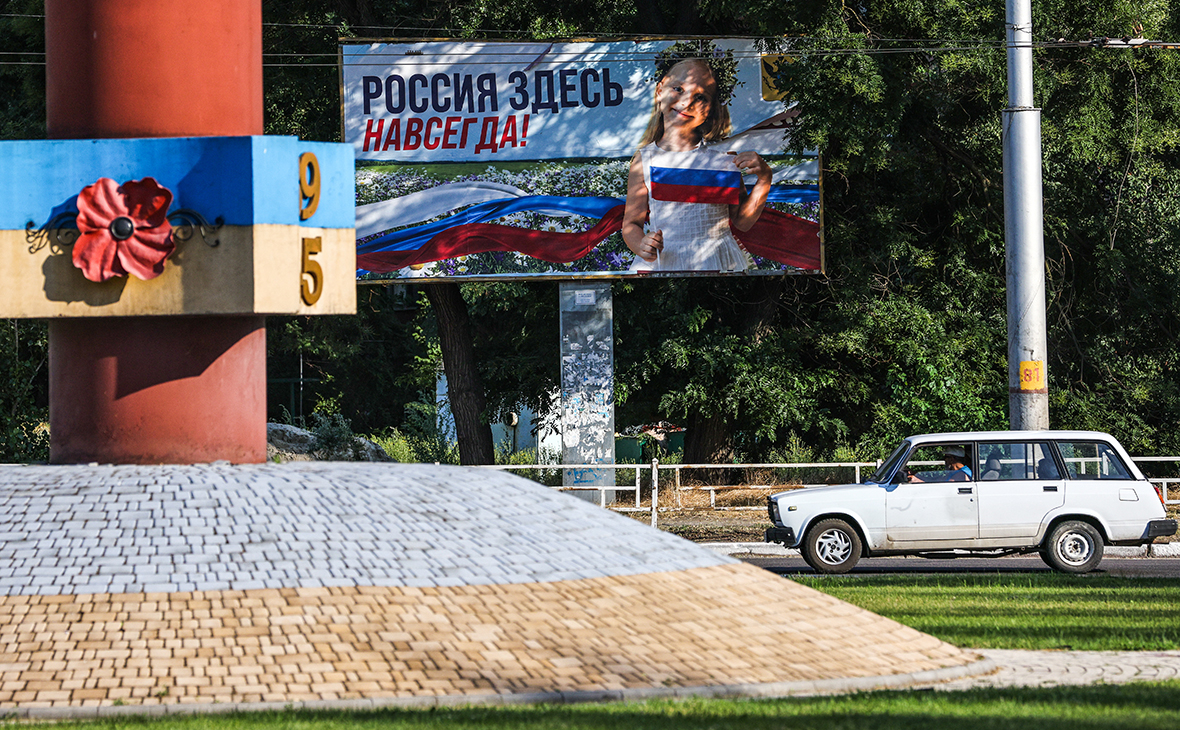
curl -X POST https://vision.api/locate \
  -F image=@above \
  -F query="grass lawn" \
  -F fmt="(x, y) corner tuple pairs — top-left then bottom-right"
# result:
(30, 684), (1180, 730)
(793, 573), (1180, 650)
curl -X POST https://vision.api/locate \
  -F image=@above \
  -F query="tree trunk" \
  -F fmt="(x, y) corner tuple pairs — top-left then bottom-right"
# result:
(684, 410), (733, 464)
(423, 282), (494, 465)
(744, 276), (787, 343)
(683, 279), (784, 471)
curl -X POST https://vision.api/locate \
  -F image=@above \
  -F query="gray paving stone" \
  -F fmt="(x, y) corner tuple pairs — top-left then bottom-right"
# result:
(920, 650), (1180, 690)
(0, 462), (734, 596)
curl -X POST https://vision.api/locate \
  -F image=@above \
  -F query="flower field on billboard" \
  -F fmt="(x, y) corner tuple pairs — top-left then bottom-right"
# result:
(356, 161), (818, 278)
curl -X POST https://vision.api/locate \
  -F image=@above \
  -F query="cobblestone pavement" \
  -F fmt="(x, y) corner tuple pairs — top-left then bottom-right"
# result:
(0, 463), (722, 596)
(0, 463), (983, 713)
(922, 649), (1180, 690)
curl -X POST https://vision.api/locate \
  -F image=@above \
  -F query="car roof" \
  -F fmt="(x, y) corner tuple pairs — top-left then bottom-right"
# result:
(898, 430), (1145, 480)
(904, 430), (1118, 444)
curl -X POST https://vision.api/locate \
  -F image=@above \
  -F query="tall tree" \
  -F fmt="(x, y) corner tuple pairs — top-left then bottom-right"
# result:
(676, 0), (1180, 456)
(423, 283), (495, 464)
(11, 0), (1180, 463)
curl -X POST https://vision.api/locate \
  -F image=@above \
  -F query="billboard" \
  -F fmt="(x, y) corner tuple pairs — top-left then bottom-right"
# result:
(341, 39), (823, 281)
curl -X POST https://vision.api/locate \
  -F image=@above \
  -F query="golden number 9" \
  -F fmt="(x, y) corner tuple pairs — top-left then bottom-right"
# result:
(299, 152), (320, 220)
(301, 236), (323, 306)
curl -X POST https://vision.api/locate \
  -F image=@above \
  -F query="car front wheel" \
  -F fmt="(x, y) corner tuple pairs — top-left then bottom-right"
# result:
(802, 518), (862, 574)
(1041, 520), (1104, 574)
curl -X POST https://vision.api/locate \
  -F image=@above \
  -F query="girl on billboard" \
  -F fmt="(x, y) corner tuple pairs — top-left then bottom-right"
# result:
(622, 41), (774, 272)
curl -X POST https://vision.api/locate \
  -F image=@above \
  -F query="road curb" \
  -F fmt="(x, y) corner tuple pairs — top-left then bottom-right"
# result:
(0, 656), (999, 719)
(704, 541), (799, 557)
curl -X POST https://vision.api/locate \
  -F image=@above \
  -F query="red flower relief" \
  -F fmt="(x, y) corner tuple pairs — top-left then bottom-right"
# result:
(73, 177), (175, 282)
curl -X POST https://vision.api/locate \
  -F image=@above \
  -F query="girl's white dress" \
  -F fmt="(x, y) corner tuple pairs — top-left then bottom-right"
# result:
(629, 142), (753, 272)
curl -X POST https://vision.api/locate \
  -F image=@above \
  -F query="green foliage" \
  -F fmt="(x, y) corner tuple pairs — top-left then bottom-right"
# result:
(267, 285), (428, 434)
(367, 396), (461, 464)
(0, 320), (48, 463)
(492, 445), (563, 485)
(261, 0), (452, 141)
(0, 7), (51, 463)
(3, 0), (1179, 463)
(602, 0), (1180, 459)
(307, 411), (363, 460)
(462, 281), (561, 424)
(447, 0), (643, 38)
(600, 3), (1014, 461)
(366, 429), (418, 463)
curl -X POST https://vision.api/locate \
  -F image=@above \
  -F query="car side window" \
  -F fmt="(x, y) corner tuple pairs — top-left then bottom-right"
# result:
(901, 444), (974, 482)
(977, 442), (1057, 480)
(1057, 441), (1132, 480)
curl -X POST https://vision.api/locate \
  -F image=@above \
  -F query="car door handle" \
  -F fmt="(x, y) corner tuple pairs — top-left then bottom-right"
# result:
(1043, 485), (1058, 492)
(958, 487), (973, 494)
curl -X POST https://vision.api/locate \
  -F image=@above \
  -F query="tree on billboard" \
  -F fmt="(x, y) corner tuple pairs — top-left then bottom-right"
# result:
(6, 0), (1180, 463)
(263, 0), (1180, 459)
(690, 0), (1180, 455)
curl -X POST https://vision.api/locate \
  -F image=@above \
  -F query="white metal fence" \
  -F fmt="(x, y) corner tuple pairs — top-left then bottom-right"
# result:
(482, 462), (659, 526)
(484, 455), (1180, 529)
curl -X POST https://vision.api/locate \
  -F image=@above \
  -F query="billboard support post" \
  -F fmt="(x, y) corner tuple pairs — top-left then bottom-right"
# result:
(1003, 0), (1050, 429)
(559, 282), (615, 504)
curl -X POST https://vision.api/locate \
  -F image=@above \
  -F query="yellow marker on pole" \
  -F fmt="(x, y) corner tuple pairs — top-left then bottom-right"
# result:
(1019, 360), (1046, 392)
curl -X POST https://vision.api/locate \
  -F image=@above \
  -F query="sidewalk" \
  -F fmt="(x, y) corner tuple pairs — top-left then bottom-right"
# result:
(921, 649), (1180, 690)
(0, 463), (981, 714)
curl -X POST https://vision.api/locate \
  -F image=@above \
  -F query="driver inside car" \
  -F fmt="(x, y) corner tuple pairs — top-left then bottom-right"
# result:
(907, 446), (973, 482)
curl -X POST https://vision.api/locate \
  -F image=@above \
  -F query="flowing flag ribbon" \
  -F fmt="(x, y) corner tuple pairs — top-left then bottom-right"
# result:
(355, 188), (821, 273)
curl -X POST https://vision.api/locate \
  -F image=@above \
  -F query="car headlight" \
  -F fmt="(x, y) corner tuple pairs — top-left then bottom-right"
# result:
(767, 497), (780, 524)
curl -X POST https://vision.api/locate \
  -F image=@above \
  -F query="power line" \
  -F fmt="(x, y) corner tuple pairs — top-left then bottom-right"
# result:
(2, 12), (1172, 49)
(0, 21), (1175, 68)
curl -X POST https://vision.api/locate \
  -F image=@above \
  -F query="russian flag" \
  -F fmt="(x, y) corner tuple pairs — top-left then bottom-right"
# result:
(648, 152), (744, 205)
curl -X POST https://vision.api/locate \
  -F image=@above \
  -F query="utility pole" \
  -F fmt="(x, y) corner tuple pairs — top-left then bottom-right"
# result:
(1003, 0), (1050, 429)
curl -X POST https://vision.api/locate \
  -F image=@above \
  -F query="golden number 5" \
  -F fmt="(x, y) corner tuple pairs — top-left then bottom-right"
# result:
(299, 152), (320, 220)
(301, 236), (323, 305)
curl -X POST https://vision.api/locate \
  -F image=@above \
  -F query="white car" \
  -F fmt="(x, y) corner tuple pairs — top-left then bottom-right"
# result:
(765, 430), (1177, 574)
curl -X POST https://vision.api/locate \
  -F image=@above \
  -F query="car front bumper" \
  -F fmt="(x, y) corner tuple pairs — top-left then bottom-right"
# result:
(765, 526), (797, 546)
(1147, 519), (1178, 539)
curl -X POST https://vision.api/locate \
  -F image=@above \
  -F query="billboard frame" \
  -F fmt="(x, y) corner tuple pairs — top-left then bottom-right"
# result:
(341, 36), (825, 283)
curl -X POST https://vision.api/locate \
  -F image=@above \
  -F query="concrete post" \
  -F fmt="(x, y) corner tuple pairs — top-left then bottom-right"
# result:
(559, 282), (615, 504)
(44, 1), (267, 463)
(1003, 0), (1050, 429)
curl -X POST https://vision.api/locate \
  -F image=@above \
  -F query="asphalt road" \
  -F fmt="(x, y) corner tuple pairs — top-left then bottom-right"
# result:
(737, 554), (1180, 578)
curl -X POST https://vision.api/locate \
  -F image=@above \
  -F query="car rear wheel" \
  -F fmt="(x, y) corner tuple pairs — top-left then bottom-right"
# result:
(802, 518), (862, 574)
(1041, 520), (1103, 574)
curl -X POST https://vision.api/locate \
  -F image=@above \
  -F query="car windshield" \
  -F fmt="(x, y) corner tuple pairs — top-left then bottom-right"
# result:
(868, 441), (910, 483)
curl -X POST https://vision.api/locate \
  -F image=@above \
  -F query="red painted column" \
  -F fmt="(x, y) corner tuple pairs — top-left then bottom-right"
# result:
(45, 1), (267, 464)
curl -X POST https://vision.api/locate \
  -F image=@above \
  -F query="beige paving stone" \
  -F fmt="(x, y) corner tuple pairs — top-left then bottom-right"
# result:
(0, 563), (978, 708)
